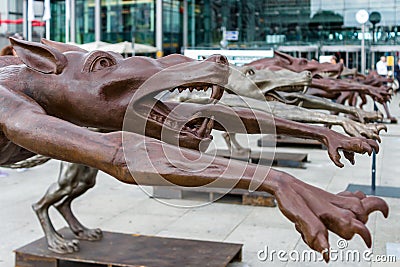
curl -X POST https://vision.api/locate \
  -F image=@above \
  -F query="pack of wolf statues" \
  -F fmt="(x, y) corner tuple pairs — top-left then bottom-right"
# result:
(0, 38), (389, 262)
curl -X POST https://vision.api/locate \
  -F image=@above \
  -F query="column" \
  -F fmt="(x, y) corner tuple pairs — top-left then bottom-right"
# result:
(70, 0), (76, 42)
(95, 0), (101, 42)
(156, 0), (163, 57)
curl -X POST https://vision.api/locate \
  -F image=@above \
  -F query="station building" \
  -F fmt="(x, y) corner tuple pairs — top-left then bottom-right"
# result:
(1, 0), (400, 70)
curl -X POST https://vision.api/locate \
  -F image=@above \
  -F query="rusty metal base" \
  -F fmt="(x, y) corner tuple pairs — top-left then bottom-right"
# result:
(14, 228), (242, 267)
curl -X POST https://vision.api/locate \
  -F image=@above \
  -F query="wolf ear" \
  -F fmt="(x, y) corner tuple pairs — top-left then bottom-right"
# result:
(9, 37), (67, 74)
(41, 38), (87, 53)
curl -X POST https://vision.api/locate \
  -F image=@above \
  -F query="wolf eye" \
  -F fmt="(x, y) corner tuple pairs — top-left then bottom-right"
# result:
(82, 51), (117, 72)
(245, 68), (255, 76)
(91, 57), (115, 71)
(299, 59), (308, 65)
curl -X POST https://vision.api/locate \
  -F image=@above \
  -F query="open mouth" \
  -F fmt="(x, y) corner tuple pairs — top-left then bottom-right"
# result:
(270, 84), (309, 93)
(315, 71), (340, 79)
(261, 82), (310, 103)
(132, 83), (224, 151)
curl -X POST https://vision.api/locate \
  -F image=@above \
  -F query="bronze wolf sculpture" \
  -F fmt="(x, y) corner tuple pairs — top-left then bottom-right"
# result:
(0, 38), (388, 262)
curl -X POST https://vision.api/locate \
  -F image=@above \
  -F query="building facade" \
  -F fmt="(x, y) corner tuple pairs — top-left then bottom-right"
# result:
(189, 0), (400, 70)
(1, 0), (400, 70)
(47, 0), (182, 55)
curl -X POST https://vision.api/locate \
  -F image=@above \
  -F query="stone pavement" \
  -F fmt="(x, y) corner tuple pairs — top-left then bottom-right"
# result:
(1, 96), (400, 267)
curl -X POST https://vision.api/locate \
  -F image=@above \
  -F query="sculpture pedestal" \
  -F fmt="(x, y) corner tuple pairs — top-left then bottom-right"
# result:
(15, 228), (242, 267)
(258, 135), (324, 149)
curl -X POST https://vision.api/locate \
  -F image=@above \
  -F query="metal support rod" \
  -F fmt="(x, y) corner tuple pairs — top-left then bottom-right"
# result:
(372, 150), (376, 192)
(361, 23), (366, 74)
(371, 102), (378, 192)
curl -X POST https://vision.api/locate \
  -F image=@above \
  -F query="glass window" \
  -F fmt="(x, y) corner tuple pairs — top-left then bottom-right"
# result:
(50, 0), (66, 42)
(163, 0), (182, 54)
(75, 0), (95, 43)
(101, 0), (155, 46)
(6, 0), (24, 34)
(188, 0), (400, 47)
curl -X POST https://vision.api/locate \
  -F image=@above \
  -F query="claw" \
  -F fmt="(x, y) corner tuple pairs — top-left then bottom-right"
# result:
(377, 124), (387, 133)
(362, 197), (389, 218)
(330, 150), (344, 168)
(321, 248), (330, 263)
(367, 139), (379, 154)
(313, 232), (330, 263)
(343, 151), (355, 165)
(351, 219), (372, 248)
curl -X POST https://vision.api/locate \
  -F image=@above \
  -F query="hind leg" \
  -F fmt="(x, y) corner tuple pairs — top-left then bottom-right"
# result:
(383, 102), (397, 123)
(222, 132), (251, 154)
(54, 163), (102, 241)
(32, 162), (83, 253)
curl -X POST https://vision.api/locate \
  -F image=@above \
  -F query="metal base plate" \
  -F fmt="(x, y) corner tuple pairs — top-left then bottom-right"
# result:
(346, 184), (400, 198)
(15, 228), (242, 267)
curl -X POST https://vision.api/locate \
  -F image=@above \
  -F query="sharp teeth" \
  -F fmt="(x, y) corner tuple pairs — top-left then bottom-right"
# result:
(156, 115), (163, 122)
(303, 85), (308, 93)
(205, 116), (214, 136)
(165, 119), (177, 128)
(211, 85), (222, 101)
(197, 118), (209, 137)
(178, 88), (184, 92)
(189, 87), (194, 92)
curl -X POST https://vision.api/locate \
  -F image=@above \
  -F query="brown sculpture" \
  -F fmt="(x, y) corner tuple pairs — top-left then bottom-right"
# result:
(0, 38), (388, 262)
(167, 68), (386, 153)
(245, 51), (395, 125)
(245, 50), (343, 78)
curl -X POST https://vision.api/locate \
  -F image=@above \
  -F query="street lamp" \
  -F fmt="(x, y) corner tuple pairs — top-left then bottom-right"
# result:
(356, 9), (369, 74)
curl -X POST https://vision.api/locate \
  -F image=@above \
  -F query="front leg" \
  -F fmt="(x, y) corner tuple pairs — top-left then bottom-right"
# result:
(267, 173), (388, 262)
(286, 93), (383, 122)
(339, 118), (386, 141)
(119, 139), (388, 262)
(222, 132), (251, 154)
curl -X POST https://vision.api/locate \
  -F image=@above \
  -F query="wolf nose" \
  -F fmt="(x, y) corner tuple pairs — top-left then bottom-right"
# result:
(206, 54), (229, 66)
(305, 71), (312, 78)
(215, 55), (229, 65)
